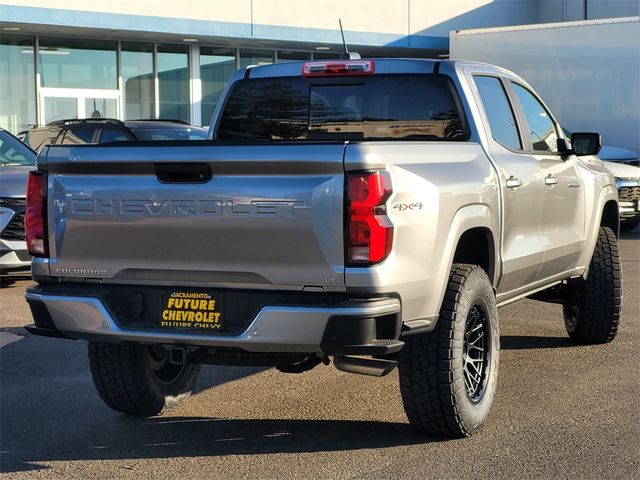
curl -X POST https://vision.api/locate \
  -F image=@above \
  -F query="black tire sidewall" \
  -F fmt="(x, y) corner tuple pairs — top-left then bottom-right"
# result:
(563, 226), (622, 344)
(88, 341), (200, 416)
(452, 269), (500, 432)
(398, 264), (500, 437)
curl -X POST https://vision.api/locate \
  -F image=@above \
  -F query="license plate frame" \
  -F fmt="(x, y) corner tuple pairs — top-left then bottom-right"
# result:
(159, 291), (224, 332)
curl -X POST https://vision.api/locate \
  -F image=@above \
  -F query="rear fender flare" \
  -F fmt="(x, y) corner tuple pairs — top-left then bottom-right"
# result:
(431, 204), (499, 318)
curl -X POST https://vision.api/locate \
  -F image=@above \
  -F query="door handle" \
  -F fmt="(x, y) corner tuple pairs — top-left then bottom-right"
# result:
(505, 176), (522, 189)
(545, 174), (558, 186)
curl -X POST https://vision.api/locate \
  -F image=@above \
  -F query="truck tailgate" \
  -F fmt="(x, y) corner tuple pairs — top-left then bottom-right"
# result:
(42, 142), (346, 290)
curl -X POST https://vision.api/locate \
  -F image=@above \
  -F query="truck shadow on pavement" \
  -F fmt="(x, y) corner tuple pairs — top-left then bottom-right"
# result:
(0, 328), (432, 474)
(0, 275), (30, 289)
(620, 228), (639, 240)
(500, 335), (575, 350)
(3, 416), (430, 473)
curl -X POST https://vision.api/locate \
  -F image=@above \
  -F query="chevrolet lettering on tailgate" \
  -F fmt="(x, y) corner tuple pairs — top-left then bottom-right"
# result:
(70, 198), (304, 217)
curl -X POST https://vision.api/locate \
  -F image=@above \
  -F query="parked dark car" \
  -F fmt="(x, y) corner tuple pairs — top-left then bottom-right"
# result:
(0, 127), (36, 279)
(24, 118), (207, 152)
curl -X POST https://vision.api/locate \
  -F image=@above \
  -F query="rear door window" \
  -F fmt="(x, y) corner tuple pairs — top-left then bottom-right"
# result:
(473, 76), (521, 150)
(216, 75), (468, 141)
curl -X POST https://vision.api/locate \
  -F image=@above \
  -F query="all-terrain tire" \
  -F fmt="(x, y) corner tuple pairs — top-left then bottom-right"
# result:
(88, 342), (201, 416)
(398, 264), (499, 438)
(563, 227), (622, 344)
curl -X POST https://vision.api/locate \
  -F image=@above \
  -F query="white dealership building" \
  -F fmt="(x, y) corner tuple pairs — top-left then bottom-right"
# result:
(0, 0), (638, 134)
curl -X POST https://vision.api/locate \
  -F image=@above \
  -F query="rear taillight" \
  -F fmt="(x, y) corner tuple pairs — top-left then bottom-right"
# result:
(26, 171), (46, 256)
(302, 60), (375, 77)
(346, 171), (393, 265)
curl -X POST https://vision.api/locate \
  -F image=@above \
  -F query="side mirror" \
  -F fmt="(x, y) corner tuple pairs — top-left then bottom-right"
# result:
(571, 132), (602, 156)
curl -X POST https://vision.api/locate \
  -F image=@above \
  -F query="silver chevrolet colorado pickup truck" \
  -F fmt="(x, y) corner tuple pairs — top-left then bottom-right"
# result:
(25, 59), (622, 438)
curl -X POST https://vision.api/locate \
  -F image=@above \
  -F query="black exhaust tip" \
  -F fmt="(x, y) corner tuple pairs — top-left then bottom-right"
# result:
(333, 355), (397, 377)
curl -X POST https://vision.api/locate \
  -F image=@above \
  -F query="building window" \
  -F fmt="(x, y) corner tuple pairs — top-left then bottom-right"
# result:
(0, 34), (36, 134)
(157, 44), (189, 121)
(276, 50), (311, 62)
(39, 38), (117, 89)
(121, 42), (154, 120)
(200, 47), (236, 127)
(43, 97), (76, 125)
(239, 49), (274, 68)
(84, 98), (118, 119)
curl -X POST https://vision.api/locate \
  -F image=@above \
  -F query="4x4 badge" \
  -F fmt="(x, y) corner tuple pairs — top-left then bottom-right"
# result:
(393, 202), (423, 211)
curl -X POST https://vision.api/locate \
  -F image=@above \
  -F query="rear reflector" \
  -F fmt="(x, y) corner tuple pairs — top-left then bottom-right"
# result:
(302, 60), (375, 77)
(347, 171), (393, 265)
(26, 171), (46, 256)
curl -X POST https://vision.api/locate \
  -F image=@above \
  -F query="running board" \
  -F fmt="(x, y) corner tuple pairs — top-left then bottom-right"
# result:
(333, 356), (397, 377)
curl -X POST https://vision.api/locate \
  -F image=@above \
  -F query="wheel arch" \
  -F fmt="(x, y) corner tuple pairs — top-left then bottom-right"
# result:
(600, 199), (620, 238)
(431, 205), (500, 315)
(452, 226), (497, 286)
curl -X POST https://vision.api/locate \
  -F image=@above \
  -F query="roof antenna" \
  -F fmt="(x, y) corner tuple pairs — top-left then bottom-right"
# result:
(339, 19), (360, 60)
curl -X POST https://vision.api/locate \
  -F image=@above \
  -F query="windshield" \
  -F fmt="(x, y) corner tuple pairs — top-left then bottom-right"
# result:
(216, 74), (468, 141)
(0, 130), (36, 166)
(132, 127), (207, 141)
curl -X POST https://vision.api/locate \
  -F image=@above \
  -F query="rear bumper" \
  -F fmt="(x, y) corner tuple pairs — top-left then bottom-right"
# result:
(25, 288), (403, 355)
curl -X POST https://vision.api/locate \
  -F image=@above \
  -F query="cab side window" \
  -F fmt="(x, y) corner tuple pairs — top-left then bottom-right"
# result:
(512, 83), (558, 153)
(473, 76), (521, 150)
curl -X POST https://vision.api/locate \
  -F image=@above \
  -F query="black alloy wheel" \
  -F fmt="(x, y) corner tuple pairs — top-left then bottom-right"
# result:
(463, 303), (490, 403)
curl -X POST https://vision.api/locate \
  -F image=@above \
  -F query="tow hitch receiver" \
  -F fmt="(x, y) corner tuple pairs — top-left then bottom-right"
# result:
(169, 347), (187, 366)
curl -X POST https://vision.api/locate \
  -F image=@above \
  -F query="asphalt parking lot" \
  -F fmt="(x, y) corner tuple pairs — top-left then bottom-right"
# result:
(1, 232), (638, 479)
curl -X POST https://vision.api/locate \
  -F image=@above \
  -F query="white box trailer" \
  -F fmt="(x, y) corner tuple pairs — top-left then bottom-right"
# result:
(450, 17), (640, 153)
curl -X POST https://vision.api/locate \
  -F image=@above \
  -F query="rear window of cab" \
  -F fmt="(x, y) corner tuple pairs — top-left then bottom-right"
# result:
(216, 74), (469, 142)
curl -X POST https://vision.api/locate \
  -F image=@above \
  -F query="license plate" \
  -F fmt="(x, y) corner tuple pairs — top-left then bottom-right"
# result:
(160, 291), (223, 331)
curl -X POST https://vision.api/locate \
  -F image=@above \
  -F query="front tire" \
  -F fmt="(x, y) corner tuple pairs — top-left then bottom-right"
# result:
(398, 264), (499, 437)
(563, 226), (622, 344)
(88, 342), (201, 416)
